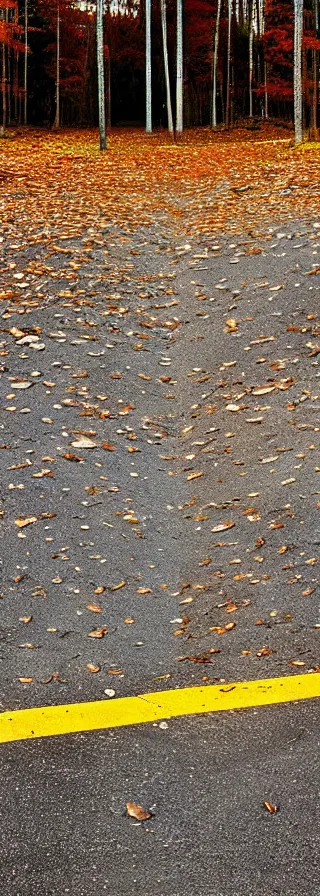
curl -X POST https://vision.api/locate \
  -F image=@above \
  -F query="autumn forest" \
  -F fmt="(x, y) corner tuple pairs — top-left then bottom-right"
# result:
(0, 0), (319, 140)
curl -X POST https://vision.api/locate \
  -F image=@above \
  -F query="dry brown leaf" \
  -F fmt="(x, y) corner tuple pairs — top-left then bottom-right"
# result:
(212, 521), (235, 533)
(87, 627), (108, 639)
(87, 663), (101, 673)
(101, 442), (116, 451)
(252, 385), (275, 395)
(71, 437), (97, 449)
(126, 802), (152, 822)
(289, 660), (306, 667)
(264, 801), (279, 814)
(15, 516), (38, 528)
(186, 471), (204, 481)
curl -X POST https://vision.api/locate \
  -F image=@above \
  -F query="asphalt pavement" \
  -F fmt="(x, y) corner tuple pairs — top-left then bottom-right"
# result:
(0, 213), (319, 894)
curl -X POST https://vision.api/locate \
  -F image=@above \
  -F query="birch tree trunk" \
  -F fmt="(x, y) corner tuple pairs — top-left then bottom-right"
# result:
(160, 0), (174, 137)
(53, 0), (60, 129)
(226, 0), (232, 127)
(24, 0), (28, 125)
(212, 0), (222, 128)
(146, 0), (152, 132)
(96, 0), (106, 150)
(249, 8), (254, 117)
(176, 0), (183, 132)
(294, 0), (304, 144)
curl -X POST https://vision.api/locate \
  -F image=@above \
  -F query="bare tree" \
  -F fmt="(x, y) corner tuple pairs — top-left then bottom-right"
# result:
(226, 0), (232, 127)
(294, 0), (304, 144)
(24, 0), (28, 124)
(97, 0), (106, 149)
(146, 0), (152, 131)
(52, 0), (60, 129)
(176, 0), (183, 132)
(212, 0), (222, 128)
(249, 1), (254, 117)
(160, 0), (174, 137)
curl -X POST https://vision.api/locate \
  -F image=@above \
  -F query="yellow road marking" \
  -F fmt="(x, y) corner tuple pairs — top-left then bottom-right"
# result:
(1, 674), (319, 745)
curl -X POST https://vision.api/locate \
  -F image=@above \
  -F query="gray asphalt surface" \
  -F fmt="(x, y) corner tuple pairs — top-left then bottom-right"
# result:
(1, 701), (320, 896)
(0, 209), (319, 894)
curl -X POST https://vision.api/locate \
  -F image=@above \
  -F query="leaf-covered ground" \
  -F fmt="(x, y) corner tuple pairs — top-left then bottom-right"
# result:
(0, 127), (319, 709)
(0, 124), (320, 245)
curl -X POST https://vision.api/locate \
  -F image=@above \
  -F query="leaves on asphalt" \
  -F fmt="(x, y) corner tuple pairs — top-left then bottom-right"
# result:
(0, 128), (319, 698)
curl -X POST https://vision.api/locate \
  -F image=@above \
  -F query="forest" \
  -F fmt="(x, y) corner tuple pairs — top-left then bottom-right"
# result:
(0, 1), (319, 138)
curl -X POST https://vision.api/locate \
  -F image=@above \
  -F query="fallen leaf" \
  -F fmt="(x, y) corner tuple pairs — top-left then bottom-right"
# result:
(126, 802), (152, 821)
(15, 516), (38, 528)
(71, 437), (97, 449)
(87, 627), (108, 639)
(87, 663), (101, 673)
(252, 385), (275, 395)
(186, 471), (204, 481)
(264, 801), (279, 814)
(289, 660), (306, 667)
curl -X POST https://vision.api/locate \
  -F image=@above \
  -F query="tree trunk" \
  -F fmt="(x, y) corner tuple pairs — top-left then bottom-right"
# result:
(176, 0), (183, 132)
(226, 0), (232, 127)
(212, 0), (222, 128)
(96, 0), (106, 150)
(160, 0), (174, 137)
(14, 50), (18, 122)
(53, 0), (60, 129)
(264, 60), (268, 119)
(249, 8), (254, 117)
(311, 0), (318, 136)
(107, 49), (111, 130)
(1, 11), (7, 134)
(146, 0), (152, 132)
(294, 0), (304, 144)
(24, 0), (28, 125)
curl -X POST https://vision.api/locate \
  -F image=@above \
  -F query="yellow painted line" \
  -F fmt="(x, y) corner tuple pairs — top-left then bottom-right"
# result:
(0, 674), (319, 745)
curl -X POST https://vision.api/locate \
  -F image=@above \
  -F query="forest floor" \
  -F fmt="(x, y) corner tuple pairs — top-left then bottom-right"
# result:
(0, 126), (319, 895)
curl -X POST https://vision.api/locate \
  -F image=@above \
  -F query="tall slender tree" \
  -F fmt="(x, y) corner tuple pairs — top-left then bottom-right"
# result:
(294, 0), (304, 143)
(249, 1), (254, 116)
(160, 0), (174, 136)
(226, 0), (232, 126)
(52, 0), (60, 128)
(311, 0), (319, 136)
(0, 4), (8, 134)
(24, 0), (28, 124)
(212, 0), (221, 128)
(97, 0), (106, 149)
(145, 0), (152, 131)
(176, 0), (183, 132)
